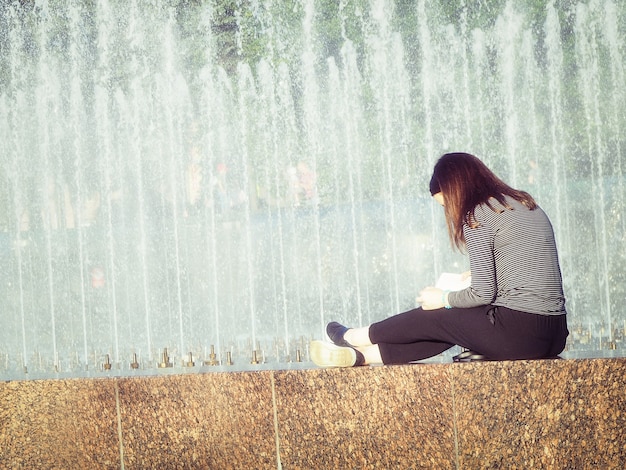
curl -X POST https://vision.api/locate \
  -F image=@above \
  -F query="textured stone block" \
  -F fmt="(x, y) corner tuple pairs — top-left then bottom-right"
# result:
(117, 371), (276, 469)
(0, 378), (119, 469)
(452, 358), (626, 469)
(274, 365), (456, 469)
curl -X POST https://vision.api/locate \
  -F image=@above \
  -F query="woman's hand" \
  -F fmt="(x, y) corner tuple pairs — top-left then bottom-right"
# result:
(416, 287), (446, 310)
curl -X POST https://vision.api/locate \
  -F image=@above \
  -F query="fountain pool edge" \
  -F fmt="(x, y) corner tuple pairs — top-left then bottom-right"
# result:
(1, 355), (624, 468)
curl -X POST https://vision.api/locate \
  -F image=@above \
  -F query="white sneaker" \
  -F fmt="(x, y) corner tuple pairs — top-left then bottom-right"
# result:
(310, 340), (357, 368)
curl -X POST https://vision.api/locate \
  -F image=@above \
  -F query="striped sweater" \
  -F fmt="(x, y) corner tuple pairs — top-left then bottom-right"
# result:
(449, 196), (567, 315)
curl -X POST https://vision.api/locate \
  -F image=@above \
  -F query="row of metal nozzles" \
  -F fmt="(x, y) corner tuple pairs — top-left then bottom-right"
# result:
(102, 346), (303, 370)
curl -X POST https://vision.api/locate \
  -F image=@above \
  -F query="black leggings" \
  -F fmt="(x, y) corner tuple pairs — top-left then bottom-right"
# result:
(368, 305), (569, 364)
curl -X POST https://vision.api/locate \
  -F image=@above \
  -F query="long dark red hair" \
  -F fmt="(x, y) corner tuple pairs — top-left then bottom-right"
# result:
(429, 152), (537, 250)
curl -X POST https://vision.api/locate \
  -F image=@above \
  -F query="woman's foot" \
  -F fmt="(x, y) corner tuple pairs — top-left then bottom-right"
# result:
(310, 340), (365, 368)
(326, 321), (351, 347)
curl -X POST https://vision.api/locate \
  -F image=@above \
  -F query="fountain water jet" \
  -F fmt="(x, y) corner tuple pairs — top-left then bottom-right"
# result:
(0, 0), (624, 378)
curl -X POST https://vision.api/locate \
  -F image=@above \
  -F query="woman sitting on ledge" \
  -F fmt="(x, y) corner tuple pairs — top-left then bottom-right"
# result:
(311, 152), (569, 367)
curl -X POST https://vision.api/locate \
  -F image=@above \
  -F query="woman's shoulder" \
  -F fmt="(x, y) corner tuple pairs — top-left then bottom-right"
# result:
(472, 195), (532, 223)
(479, 195), (531, 211)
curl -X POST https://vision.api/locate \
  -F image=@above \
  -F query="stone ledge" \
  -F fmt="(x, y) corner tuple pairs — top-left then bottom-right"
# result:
(1, 357), (624, 469)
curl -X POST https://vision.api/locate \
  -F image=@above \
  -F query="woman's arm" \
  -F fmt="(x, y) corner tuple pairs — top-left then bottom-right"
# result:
(449, 221), (497, 307)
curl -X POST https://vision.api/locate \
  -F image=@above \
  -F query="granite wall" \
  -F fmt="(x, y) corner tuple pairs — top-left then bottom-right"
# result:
(1, 357), (625, 469)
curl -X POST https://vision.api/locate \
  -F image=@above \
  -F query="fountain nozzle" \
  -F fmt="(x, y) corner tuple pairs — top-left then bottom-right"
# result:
(158, 348), (173, 368)
(184, 352), (195, 367)
(203, 345), (220, 366)
(130, 353), (139, 369)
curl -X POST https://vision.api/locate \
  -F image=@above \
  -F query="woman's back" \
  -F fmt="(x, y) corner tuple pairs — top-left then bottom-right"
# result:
(459, 196), (566, 315)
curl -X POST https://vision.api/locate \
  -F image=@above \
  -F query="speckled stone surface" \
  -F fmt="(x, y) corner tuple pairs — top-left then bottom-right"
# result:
(0, 378), (119, 469)
(117, 371), (277, 469)
(273, 365), (455, 469)
(1, 358), (625, 469)
(452, 357), (626, 469)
